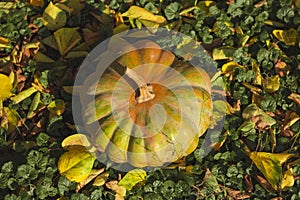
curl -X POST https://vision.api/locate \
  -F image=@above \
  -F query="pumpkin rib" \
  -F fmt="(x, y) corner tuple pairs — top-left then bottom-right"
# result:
(83, 39), (213, 167)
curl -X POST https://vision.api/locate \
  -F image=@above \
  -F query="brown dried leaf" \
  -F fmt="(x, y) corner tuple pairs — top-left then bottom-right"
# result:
(288, 93), (300, 106)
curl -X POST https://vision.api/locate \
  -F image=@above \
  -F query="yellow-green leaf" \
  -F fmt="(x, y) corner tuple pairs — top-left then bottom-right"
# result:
(252, 61), (262, 85)
(58, 146), (96, 182)
(10, 87), (38, 104)
(27, 92), (41, 118)
(212, 47), (236, 60)
(273, 28), (298, 46)
(4, 107), (19, 127)
(76, 168), (105, 192)
(221, 61), (242, 74)
(34, 52), (55, 63)
(118, 169), (146, 190)
(47, 99), (65, 115)
(54, 28), (81, 56)
(249, 152), (294, 190)
(0, 74), (13, 101)
(122, 6), (166, 28)
(93, 171), (109, 186)
(262, 75), (280, 93)
(242, 103), (276, 128)
(42, 35), (59, 50)
(62, 134), (91, 149)
(42, 2), (67, 30)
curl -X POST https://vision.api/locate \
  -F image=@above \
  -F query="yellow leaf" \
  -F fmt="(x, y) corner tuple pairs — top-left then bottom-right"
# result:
(54, 28), (81, 56)
(0, 74), (13, 101)
(221, 61), (242, 74)
(30, 0), (44, 7)
(249, 152), (294, 190)
(58, 146), (96, 182)
(280, 168), (294, 190)
(62, 134), (91, 149)
(47, 99), (65, 115)
(251, 61), (262, 85)
(42, 2), (67, 30)
(118, 169), (147, 190)
(93, 171), (110, 186)
(262, 75), (280, 93)
(122, 6), (166, 28)
(273, 28), (298, 46)
(76, 168), (105, 192)
(212, 47), (236, 60)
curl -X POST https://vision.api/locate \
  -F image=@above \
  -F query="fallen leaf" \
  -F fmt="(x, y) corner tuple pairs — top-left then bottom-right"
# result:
(27, 92), (41, 118)
(262, 75), (280, 93)
(76, 168), (105, 192)
(54, 28), (82, 56)
(244, 175), (253, 193)
(212, 47), (236, 60)
(242, 103), (276, 130)
(106, 181), (126, 200)
(280, 168), (294, 190)
(42, 2), (67, 30)
(288, 93), (300, 106)
(122, 6), (166, 28)
(93, 172), (110, 186)
(58, 146), (96, 182)
(255, 174), (274, 192)
(283, 111), (300, 130)
(118, 169), (146, 190)
(30, 0), (44, 7)
(10, 86), (38, 104)
(219, 185), (251, 199)
(273, 28), (298, 45)
(275, 61), (290, 77)
(249, 152), (294, 190)
(0, 74), (13, 100)
(221, 61), (242, 74)
(61, 134), (92, 149)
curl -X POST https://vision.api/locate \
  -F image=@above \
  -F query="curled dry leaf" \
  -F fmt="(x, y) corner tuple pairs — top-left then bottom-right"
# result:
(106, 181), (126, 200)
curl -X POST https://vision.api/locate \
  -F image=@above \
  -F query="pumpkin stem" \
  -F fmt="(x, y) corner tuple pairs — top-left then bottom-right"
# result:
(125, 68), (155, 103)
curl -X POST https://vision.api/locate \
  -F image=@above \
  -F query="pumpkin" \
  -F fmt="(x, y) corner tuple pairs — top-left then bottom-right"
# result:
(82, 40), (212, 168)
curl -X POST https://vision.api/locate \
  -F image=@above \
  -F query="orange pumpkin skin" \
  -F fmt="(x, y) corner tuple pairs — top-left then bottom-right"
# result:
(84, 40), (212, 168)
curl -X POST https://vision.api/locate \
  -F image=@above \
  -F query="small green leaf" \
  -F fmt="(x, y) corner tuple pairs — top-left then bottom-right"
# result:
(36, 132), (50, 147)
(164, 2), (182, 20)
(118, 169), (147, 190)
(238, 121), (256, 132)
